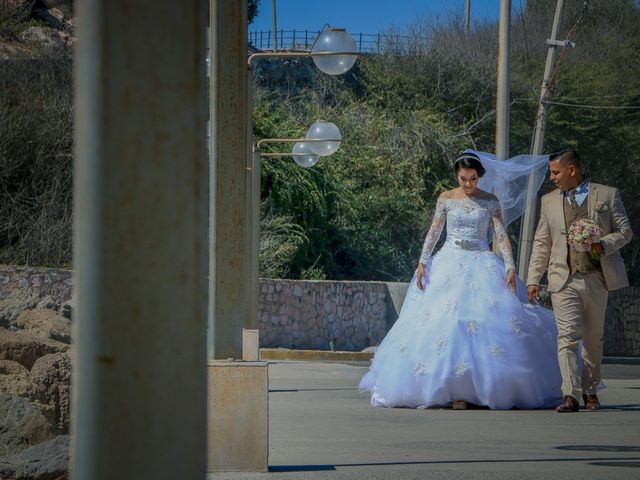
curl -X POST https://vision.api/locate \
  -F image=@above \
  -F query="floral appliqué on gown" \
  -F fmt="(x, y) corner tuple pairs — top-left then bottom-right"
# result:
(359, 196), (563, 409)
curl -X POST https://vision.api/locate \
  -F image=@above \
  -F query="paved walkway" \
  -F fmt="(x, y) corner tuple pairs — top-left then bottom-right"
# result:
(210, 360), (640, 480)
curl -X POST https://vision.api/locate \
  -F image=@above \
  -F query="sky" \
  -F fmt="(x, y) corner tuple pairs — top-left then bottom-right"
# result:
(250, 0), (512, 35)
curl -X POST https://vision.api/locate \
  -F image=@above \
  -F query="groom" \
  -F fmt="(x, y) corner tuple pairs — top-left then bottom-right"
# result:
(527, 148), (632, 412)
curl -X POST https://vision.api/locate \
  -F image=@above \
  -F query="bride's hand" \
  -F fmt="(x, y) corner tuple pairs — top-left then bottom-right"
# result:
(506, 268), (516, 292)
(416, 264), (427, 290)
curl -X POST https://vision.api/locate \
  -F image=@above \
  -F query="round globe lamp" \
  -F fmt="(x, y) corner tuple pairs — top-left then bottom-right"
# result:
(311, 27), (357, 76)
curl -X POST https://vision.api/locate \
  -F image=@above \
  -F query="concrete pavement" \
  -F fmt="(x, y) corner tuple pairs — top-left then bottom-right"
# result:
(209, 360), (640, 480)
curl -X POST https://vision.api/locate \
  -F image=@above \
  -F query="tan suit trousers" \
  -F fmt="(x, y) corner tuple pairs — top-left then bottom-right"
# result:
(551, 271), (608, 398)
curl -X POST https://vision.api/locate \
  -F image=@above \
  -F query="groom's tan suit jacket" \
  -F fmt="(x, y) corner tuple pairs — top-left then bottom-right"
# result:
(527, 183), (632, 293)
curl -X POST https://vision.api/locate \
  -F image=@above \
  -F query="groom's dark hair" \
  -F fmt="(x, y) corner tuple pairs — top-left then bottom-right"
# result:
(549, 148), (581, 169)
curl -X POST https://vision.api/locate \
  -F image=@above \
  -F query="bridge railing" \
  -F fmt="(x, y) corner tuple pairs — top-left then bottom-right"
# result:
(248, 29), (427, 54)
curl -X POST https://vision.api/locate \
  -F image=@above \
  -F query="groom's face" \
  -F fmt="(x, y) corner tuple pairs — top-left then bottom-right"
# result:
(548, 159), (580, 191)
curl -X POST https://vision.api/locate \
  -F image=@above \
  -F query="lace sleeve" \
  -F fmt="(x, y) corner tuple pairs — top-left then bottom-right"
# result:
(419, 197), (447, 266)
(491, 201), (515, 271)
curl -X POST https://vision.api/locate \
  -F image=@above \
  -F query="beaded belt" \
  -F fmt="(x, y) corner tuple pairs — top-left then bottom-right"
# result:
(449, 239), (489, 251)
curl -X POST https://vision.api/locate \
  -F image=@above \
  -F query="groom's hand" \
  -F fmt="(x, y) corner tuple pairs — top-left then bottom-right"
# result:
(591, 242), (605, 256)
(527, 284), (539, 303)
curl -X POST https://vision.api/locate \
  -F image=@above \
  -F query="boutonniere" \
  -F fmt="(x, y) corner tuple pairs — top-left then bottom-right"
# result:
(594, 201), (609, 213)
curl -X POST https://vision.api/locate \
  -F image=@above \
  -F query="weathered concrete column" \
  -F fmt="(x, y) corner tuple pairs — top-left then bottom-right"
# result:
(209, 0), (249, 359)
(71, 1), (208, 479)
(207, 361), (268, 472)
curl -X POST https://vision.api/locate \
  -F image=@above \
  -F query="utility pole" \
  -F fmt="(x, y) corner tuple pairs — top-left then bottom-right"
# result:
(495, 0), (511, 161)
(272, 0), (278, 51)
(465, 0), (471, 34)
(517, 0), (568, 280)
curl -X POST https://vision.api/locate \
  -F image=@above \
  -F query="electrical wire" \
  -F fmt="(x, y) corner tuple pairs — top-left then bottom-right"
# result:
(544, 101), (640, 110)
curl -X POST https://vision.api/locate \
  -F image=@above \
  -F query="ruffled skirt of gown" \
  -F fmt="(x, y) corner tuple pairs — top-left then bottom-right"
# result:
(359, 242), (563, 410)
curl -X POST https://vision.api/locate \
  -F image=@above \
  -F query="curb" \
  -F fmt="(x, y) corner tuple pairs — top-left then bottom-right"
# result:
(260, 348), (373, 362)
(603, 356), (640, 365)
(259, 349), (640, 365)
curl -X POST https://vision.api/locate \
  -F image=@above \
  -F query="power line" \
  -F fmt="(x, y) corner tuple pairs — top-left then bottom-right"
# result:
(560, 93), (640, 100)
(544, 100), (640, 110)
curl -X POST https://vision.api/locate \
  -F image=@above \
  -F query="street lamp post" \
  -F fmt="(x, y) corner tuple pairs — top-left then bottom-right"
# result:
(245, 124), (343, 360)
(244, 28), (357, 359)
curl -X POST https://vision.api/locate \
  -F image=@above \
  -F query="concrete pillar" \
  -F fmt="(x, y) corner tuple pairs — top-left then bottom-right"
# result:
(207, 3), (268, 473)
(242, 329), (260, 361)
(207, 361), (268, 472)
(71, 1), (208, 479)
(209, 0), (249, 359)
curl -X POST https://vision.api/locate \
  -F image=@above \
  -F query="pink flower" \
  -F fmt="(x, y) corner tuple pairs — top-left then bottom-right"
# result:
(594, 201), (609, 213)
(566, 219), (602, 253)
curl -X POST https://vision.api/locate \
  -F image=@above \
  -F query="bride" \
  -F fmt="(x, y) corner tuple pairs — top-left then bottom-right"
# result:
(359, 150), (563, 410)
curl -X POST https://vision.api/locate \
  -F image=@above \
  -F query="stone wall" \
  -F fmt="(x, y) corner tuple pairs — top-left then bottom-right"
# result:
(259, 279), (405, 351)
(0, 266), (73, 302)
(604, 286), (640, 356)
(1, 265), (639, 355)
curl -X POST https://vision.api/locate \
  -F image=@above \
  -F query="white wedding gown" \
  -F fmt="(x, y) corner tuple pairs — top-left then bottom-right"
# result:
(359, 196), (563, 409)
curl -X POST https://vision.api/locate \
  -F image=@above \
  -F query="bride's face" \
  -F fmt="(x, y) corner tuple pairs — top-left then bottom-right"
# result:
(457, 167), (479, 195)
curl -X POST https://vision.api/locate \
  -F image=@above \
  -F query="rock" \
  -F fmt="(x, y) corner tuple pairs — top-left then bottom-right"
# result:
(0, 328), (69, 370)
(0, 360), (35, 400)
(0, 360), (28, 376)
(59, 298), (73, 321)
(16, 309), (72, 344)
(32, 6), (65, 29)
(30, 353), (71, 434)
(361, 346), (378, 353)
(0, 394), (57, 457)
(19, 26), (64, 48)
(0, 434), (69, 480)
(0, 289), (39, 328)
(35, 296), (58, 312)
(39, 0), (73, 13)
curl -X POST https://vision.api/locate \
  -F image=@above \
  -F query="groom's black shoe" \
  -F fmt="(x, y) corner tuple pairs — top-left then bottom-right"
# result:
(582, 394), (601, 411)
(556, 395), (579, 413)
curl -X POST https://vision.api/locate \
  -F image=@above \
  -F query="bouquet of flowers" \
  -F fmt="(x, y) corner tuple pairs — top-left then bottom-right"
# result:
(566, 218), (603, 258)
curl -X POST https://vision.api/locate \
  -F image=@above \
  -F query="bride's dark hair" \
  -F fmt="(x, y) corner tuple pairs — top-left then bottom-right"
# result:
(454, 153), (486, 177)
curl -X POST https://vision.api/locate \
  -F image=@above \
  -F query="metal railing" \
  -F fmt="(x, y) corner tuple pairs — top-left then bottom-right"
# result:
(248, 29), (425, 54)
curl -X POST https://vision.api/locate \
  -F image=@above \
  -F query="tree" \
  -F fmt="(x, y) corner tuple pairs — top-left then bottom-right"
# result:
(248, 0), (260, 24)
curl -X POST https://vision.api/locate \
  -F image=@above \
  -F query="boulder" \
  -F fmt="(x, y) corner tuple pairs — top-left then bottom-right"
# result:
(0, 360), (29, 376)
(16, 309), (72, 344)
(0, 360), (35, 400)
(0, 434), (69, 480)
(59, 298), (74, 321)
(0, 394), (56, 458)
(32, 6), (64, 29)
(30, 352), (71, 434)
(35, 296), (59, 312)
(0, 328), (69, 370)
(38, 0), (73, 13)
(0, 289), (39, 328)
(19, 25), (64, 48)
